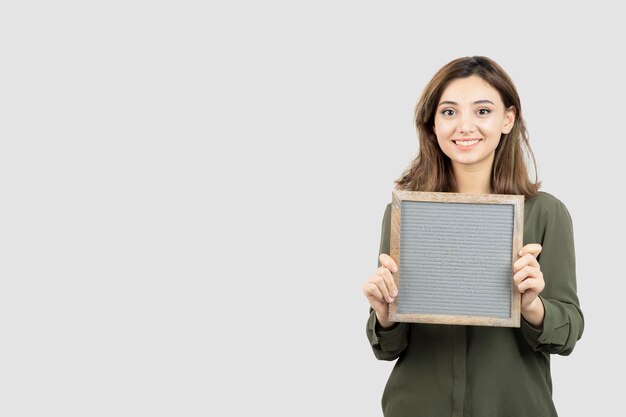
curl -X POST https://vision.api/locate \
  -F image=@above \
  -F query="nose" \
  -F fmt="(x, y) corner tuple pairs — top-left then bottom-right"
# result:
(458, 112), (476, 134)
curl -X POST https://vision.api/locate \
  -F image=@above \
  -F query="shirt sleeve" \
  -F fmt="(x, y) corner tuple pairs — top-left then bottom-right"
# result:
(520, 198), (585, 356)
(366, 203), (409, 361)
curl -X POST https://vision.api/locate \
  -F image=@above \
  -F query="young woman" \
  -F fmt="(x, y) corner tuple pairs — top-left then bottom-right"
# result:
(362, 56), (584, 417)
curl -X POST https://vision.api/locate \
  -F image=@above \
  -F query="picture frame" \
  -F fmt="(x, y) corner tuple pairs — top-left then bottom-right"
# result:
(388, 190), (524, 327)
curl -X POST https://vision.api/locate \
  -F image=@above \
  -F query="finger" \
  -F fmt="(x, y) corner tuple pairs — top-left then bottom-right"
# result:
(372, 273), (393, 303)
(363, 282), (389, 317)
(364, 281), (385, 303)
(517, 276), (534, 293)
(513, 265), (537, 286)
(378, 254), (399, 297)
(513, 253), (540, 273)
(378, 266), (398, 298)
(518, 243), (542, 258)
(518, 275), (545, 293)
(379, 253), (398, 273)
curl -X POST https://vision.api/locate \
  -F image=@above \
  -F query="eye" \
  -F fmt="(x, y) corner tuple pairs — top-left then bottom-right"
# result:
(441, 109), (455, 116)
(477, 108), (491, 115)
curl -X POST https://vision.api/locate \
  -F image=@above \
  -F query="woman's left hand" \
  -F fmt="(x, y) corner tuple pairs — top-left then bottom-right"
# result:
(513, 243), (545, 311)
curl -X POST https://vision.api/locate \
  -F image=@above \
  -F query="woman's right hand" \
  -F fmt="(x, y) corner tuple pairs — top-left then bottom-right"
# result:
(362, 253), (399, 329)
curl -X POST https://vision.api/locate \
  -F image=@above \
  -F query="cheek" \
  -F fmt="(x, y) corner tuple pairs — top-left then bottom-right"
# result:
(477, 121), (503, 147)
(434, 119), (455, 139)
(477, 119), (503, 136)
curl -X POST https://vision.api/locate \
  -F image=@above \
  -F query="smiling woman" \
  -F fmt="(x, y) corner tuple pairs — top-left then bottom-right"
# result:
(362, 56), (584, 417)
(434, 76), (515, 182)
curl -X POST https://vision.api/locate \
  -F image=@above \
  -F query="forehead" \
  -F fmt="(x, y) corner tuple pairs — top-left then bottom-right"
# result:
(439, 75), (502, 105)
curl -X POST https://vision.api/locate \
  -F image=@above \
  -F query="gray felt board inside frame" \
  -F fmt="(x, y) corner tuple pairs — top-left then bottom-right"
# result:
(388, 191), (524, 327)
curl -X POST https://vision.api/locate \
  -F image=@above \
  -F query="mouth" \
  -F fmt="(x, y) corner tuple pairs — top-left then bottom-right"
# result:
(453, 139), (482, 149)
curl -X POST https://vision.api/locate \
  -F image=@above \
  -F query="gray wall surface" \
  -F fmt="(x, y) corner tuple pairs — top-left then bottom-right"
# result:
(0, 1), (621, 416)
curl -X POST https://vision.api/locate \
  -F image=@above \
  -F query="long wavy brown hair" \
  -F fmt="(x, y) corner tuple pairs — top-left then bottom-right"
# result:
(395, 56), (541, 198)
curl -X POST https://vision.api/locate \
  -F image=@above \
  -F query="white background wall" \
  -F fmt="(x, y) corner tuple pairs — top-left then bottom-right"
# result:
(1, 1), (622, 416)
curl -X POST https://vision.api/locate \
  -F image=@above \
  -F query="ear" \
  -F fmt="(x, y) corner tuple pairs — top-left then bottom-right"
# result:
(502, 105), (516, 134)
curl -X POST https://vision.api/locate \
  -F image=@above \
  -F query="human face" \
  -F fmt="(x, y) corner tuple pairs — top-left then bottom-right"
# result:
(433, 75), (515, 171)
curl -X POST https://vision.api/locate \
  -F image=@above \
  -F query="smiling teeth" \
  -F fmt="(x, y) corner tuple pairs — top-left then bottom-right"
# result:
(456, 140), (479, 146)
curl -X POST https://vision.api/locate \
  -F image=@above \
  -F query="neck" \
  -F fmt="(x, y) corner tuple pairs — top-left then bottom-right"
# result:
(452, 160), (493, 195)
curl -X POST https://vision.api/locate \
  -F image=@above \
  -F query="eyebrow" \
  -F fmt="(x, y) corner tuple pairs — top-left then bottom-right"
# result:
(438, 100), (496, 107)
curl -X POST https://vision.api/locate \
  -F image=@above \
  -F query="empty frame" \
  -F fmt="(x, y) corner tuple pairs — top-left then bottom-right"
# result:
(388, 191), (524, 327)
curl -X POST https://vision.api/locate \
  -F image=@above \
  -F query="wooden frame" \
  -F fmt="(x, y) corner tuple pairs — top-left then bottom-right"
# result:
(389, 191), (524, 327)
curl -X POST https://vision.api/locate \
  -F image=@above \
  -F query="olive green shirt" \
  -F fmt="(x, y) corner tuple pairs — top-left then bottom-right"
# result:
(366, 192), (584, 417)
